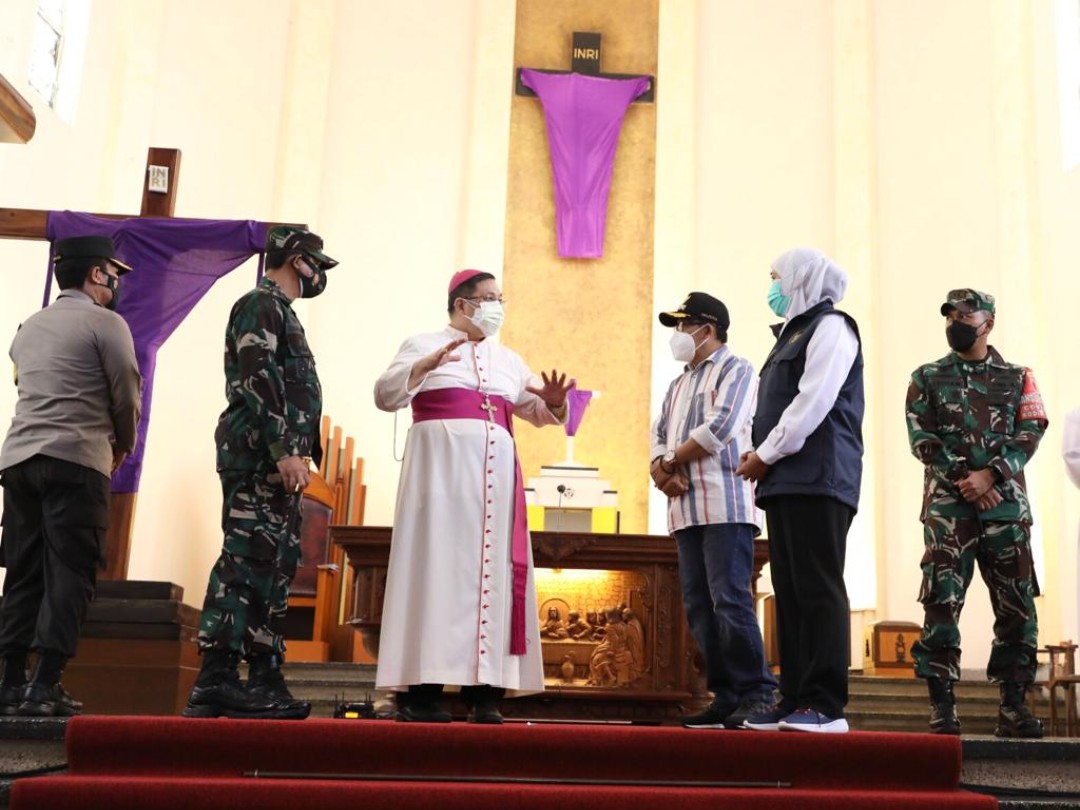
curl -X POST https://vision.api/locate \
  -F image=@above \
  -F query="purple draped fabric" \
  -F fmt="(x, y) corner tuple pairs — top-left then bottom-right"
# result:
(520, 69), (650, 259)
(45, 211), (267, 494)
(565, 385), (594, 438)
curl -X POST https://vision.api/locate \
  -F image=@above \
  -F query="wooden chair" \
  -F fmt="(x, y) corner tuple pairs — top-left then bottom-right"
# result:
(1044, 641), (1080, 737)
(286, 415), (367, 662)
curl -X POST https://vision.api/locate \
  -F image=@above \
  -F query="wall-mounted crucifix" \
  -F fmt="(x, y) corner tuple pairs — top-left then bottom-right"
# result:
(515, 33), (655, 259)
(515, 32), (655, 103)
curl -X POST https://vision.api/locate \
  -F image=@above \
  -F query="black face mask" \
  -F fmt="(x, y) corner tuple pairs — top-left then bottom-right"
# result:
(946, 320), (979, 352)
(92, 274), (121, 311)
(299, 269), (327, 299)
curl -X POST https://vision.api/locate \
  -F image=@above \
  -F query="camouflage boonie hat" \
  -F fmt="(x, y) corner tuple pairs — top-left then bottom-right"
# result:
(266, 225), (338, 271)
(940, 288), (995, 317)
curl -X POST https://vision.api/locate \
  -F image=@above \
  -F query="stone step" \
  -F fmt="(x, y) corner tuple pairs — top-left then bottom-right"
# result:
(848, 677), (1001, 698)
(963, 737), (1080, 809)
(279, 662), (376, 683)
(287, 682), (379, 702)
(0, 718), (69, 809)
(847, 710), (999, 735)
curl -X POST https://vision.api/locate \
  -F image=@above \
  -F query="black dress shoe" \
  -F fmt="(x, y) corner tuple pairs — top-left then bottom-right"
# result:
(18, 682), (82, 717)
(0, 684), (26, 716)
(395, 703), (452, 723)
(468, 705), (504, 724)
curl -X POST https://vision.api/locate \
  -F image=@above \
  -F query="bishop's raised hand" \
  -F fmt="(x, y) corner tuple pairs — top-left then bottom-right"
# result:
(526, 369), (574, 410)
(409, 338), (467, 389)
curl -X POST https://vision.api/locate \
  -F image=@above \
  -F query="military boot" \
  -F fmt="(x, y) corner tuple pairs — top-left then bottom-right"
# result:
(927, 678), (960, 735)
(247, 653), (310, 720)
(995, 682), (1043, 739)
(181, 650), (279, 718)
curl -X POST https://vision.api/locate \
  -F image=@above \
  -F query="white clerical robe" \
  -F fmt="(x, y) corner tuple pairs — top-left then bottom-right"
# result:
(373, 326), (562, 694)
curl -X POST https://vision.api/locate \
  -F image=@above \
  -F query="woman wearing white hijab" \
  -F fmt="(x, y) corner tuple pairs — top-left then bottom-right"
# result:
(737, 247), (864, 734)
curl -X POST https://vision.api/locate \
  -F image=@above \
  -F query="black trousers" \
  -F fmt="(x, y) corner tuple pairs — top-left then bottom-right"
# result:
(0, 456), (107, 659)
(765, 495), (853, 718)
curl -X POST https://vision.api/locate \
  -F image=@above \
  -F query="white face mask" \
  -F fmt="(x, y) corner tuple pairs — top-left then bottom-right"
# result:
(669, 324), (705, 363)
(468, 300), (505, 337)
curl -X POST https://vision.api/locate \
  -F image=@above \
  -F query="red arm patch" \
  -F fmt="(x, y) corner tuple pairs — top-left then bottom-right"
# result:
(1018, 367), (1047, 421)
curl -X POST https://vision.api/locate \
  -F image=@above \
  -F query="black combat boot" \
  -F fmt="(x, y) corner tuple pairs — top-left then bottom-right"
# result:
(461, 684), (505, 724)
(181, 650), (278, 718)
(247, 653), (310, 720)
(927, 678), (960, 735)
(995, 682), (1043, 738)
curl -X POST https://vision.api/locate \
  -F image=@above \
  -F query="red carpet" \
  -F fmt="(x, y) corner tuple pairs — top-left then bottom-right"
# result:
(13, 716), (997, 809)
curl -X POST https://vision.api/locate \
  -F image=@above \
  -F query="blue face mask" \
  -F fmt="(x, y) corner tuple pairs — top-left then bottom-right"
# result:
(767, 279), (790, 317)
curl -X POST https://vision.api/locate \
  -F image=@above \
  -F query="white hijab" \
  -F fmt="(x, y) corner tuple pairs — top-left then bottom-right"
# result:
(771, 247), (848, 321)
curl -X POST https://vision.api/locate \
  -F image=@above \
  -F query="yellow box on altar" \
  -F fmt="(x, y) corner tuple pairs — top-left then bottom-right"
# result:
(526, 505), (618, 534)
(862, 621), (920, 677)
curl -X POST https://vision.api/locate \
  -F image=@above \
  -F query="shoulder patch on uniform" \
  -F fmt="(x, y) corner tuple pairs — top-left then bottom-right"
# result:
(1018, 367), (1047, 421)
(786, 330), (805, 345)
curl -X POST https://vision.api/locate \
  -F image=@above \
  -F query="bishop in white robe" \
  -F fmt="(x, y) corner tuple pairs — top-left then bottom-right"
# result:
(373, 270), (571, 722)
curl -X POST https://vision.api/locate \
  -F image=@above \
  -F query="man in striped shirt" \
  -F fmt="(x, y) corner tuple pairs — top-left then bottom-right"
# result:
(651, 292), (777, 730)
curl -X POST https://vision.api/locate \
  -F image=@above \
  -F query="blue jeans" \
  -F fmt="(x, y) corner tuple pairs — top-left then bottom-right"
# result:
(675, 523), (777, 710)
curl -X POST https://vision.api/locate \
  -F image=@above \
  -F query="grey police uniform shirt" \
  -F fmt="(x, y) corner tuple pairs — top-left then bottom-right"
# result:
(0, 290), (142, 478)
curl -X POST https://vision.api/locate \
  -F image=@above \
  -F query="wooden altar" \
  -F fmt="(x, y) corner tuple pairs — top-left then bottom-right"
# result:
(330, 526), (768, 722)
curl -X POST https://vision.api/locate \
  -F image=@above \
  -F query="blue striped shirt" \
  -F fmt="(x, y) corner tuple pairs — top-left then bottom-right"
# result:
(650, 345), (762, 533)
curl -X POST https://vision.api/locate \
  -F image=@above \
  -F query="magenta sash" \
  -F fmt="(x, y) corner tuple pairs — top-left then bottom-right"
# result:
(411, 388), (529, 655)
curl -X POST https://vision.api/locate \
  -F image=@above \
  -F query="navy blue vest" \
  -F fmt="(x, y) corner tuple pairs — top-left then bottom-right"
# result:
(751, 301), (865, 511)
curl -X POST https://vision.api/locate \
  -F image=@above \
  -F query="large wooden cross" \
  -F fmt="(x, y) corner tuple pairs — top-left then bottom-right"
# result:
(0, 147), (183, 579)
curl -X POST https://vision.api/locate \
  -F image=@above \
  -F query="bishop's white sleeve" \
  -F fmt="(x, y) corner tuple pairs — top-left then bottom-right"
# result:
(755, 316), (859, 465)
(374, 337), (426, 412)
(1063, 407), (1080, 489)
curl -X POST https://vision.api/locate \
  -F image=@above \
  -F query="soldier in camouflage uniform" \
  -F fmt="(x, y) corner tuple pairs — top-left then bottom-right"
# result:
(183, 226), (337, 719)
(906, 288), (1047, 738)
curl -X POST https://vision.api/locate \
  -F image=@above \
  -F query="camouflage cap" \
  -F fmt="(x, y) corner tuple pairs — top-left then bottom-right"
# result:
(940, 288), (995, 317)
(266, 225), (339, 271)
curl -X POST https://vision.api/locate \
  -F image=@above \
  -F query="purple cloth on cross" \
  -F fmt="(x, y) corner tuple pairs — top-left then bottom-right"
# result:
(520, 69), (650, 259)
(45, 211), (267, 494)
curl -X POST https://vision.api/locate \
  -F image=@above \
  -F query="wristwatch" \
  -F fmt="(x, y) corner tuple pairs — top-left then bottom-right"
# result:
(661, 449), (677, 473)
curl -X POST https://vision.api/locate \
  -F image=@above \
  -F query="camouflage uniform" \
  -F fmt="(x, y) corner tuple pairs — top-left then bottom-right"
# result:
(905, 290), (1047, 684)
(197, 275), (323, 658)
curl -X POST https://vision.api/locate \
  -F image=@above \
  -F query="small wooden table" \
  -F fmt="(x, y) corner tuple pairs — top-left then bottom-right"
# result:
(330, 526), (768, 722)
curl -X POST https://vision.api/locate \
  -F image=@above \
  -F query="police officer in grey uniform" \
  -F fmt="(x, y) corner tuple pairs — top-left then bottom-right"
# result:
(0, 235), (142, 716)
